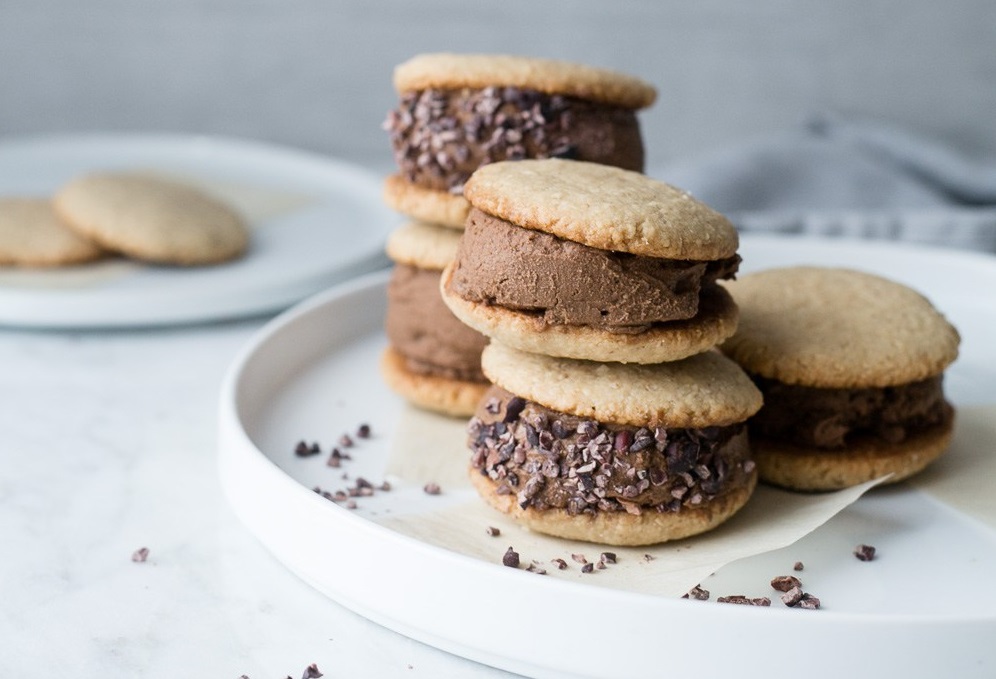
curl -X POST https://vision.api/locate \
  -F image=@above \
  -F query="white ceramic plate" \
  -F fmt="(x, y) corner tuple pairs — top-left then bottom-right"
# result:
(218, 235), (996, 679)
(0, 134), (397, 328)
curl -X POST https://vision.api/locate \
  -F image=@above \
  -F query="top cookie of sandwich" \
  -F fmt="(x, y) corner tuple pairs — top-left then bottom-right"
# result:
(721, 267), (960, 388)
(393, 53), (657, 110)
(385, 221), (462, 270)
(482, 342), (762, 429)
(463, 159), (738, 260)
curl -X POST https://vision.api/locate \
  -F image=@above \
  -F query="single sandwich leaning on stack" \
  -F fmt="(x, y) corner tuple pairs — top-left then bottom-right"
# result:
(720, 266), (960, 491)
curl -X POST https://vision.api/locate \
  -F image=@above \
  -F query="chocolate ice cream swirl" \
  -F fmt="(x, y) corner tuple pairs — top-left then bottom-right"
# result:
(447, 209), (740, 333)
(386, 264), (488, 382)
(384, 87), (644, 194)
(749, 375), (954, 449)
(468, 386), (754, 516)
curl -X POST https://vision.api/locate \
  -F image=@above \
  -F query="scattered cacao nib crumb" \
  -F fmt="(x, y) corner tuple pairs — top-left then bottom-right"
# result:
(682, 585), (710, 600)
(356, 423), (372, 439)
(551, 558), (568, 570)
(595, 561), (606, 570)
(423, 482), (441, 495)
(502, 546), (520, 568)
(717, 595), (771, 606)
(770, 575), (803, 592)
(581, 562), (594, 574)
(599, 552), (617, 565)
(301, 664), (323, 679)
(793, 561), (805, 571)
(526, 563), (547, 575)
(571, 553), (588, 564)
(854, 544), (876, 561)
(338, 434), (354, 448)
(379, 481), (392, 492)
(345, 500), (357, 509)
(294, 440), (320, 457)
(131, 547), (149, 563)
(780, 586), (804, 607)
(485, 526), (500, 537)
(798, 593), (821, 609)
(643, 554), (655, 562)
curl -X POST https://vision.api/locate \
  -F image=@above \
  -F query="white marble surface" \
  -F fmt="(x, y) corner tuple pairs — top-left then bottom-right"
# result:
(0, 316), (514, 678)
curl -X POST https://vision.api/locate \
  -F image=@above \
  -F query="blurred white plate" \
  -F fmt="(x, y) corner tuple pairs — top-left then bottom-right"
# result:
(218, 235), (996, 679)
(0, 134), (397, 328)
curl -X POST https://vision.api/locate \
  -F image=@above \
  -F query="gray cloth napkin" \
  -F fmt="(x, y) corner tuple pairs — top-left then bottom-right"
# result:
(650, 115), (996, 252)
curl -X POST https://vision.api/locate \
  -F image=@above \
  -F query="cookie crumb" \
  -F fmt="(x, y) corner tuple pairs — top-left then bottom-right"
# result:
(131, 547), (149, 563)
(854, 544), (876, 561)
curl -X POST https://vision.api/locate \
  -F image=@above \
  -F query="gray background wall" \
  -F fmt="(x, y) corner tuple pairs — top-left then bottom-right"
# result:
(2, 0), (995, 173)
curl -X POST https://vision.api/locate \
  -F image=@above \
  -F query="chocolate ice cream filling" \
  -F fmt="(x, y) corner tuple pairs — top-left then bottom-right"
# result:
(448, 210), (740, 332)
(749, 374), (953, 449)
(384, 86), (644, 193)
(467, 386), (754, 515)
(386, 264), (488, 382)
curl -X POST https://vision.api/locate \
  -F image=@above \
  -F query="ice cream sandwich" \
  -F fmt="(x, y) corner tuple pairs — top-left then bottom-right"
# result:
(467, 342), (763, 545)
(381, 221), (490, 417)
(440, 158), (741, 363)
(383, 53), (656, 228)
(721, 267), (960, 491)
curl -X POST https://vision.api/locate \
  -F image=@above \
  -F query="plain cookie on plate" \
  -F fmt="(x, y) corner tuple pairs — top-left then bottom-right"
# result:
(381, 221), (490, 417)
(383, 52), (656, 228)
(467, 342), (763, 546)
(0, 197), (104, 266)
(720, 266), (960, 491)
(53, 172), (249, 266)
(441, 158), (741, 363)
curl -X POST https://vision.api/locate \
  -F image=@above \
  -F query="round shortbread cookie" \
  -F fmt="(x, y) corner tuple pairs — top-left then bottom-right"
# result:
(393, 53), (657, 110)
(751, 412), (954, 491)
(0, 197), (104, 266)
(721, 267), (960, 388)
(385, 221), (463, 270)
(441, 263), (740, 364)
(383, 174), (469, 229)
(480, 341), (762, 429)
(470, 466), (756, 546)
(380, 347), (489, 418)
(53, 172), (249, 266)
(463, 159), (738, 260)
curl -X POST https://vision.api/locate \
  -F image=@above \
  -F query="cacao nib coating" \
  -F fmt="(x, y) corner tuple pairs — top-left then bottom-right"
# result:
(386, 264), (488, 382)
(383, 86), (644, 194)
(749, 374), (953, 449)
(467, 386), (754, 515)
(449, 210), (741, 332)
